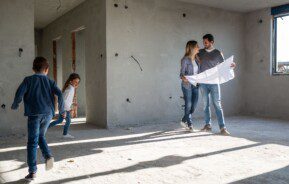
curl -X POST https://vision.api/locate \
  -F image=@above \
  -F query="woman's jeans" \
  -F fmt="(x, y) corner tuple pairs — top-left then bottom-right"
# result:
(49, 111), (71, 135)
(27, 114), (53, 173)
(181, 82), (199, 126)
(199, 84), (225, 129)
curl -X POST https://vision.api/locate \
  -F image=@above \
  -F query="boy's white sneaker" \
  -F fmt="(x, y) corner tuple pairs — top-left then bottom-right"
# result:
(45, 157), (54, 171)
(62, 134), (75, 139)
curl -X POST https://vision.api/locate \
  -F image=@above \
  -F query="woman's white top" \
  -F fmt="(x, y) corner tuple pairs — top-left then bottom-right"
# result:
(63, 84), (75, 111)
(192, 59), (199, 74)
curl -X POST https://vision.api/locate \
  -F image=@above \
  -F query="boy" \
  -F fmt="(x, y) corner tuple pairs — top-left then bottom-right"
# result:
(11, 57), (66, 181)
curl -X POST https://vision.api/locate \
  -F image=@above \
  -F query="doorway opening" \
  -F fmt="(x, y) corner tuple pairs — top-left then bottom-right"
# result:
(52, 37), (63, 114)
(71, 27), (87, 119)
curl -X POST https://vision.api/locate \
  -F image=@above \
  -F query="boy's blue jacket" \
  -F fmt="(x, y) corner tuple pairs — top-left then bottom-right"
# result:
(11, 74), (65, 117)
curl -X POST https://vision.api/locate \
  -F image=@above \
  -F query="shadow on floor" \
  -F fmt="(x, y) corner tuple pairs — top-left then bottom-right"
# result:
(4, 143), (263, 184)
(229, 165), (289, 184)
(2, 117), (289, 149)
(2, 117), (289, 183)
(0, 128), (212, 176)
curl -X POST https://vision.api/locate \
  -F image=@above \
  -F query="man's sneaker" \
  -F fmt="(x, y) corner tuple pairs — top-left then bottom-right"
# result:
(201, 124), (212, 132)
(24, 173), (36, 181)
(62, 134), (75, 139)
(220, 128), (230, 136)
(45, 157), (54, 171)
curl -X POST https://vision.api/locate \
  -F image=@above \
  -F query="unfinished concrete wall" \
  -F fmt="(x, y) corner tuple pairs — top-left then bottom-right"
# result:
(35, 29), (43, 56)
(41, 0), (107, 127)
(0, 0), (34, 135)
(55, 39), (63, 89)
(106, 0), (246, 126)
(243, 8), (289, 120)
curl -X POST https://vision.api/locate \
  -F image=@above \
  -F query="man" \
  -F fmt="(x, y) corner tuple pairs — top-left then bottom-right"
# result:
(197, 34), (235, 135)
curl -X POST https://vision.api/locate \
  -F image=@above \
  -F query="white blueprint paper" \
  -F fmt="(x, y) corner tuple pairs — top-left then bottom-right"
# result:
(185, 56), (235, 85)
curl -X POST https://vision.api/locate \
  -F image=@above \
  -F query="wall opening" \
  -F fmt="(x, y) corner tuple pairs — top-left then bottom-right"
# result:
(52, 38), (63, 114)
(71, 28), (87, 118)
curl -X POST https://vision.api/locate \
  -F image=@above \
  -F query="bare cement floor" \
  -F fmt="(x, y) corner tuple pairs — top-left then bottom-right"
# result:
(1, 116), (289, 184)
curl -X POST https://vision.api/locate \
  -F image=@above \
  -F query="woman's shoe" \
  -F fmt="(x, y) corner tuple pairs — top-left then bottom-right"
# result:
(188, 125), (195, 132)
(201, 124), (212, 132)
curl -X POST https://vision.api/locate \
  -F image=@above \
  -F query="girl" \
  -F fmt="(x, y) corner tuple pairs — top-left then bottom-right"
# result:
(49, 73), (81, 138)
(180, 40), (200, 131)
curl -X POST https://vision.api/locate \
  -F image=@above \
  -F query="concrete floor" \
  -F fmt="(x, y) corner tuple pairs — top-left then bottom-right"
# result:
(1, 117), (289, 184)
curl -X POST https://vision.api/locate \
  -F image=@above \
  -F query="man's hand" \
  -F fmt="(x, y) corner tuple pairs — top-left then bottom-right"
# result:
(231, 62), (236, 69)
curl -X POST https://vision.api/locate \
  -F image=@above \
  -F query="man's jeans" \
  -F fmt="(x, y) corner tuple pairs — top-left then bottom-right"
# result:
(181, 83), (199, 126)
(27, 115), (53, 173)
(49, 111), (71, 135)
(200, 84), (225, 129)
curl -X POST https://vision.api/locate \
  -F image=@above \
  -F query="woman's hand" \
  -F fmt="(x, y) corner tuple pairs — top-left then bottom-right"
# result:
(182, 76), (189, 84)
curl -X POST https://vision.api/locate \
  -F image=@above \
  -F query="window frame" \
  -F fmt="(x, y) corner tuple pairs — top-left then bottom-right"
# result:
(272, 13), (289, 75)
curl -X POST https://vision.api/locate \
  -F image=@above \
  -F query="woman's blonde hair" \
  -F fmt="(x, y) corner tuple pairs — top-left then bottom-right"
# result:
(184, 40), (198, 58)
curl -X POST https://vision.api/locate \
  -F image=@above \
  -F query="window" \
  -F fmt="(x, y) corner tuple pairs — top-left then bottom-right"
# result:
(272, 4), (289, 75)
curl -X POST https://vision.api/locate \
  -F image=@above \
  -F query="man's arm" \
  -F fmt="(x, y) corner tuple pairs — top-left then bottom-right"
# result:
(11, 79), (27, 110)
(220, 51), (236, 68)
(220, 52), (225, 63)
(50, 80), (65, 116)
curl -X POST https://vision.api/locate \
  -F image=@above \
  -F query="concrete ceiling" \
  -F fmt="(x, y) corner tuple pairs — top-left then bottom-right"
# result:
(34, 0), (86, 28)
(179, 0), (289, 13)
(34, 0), (289, 29)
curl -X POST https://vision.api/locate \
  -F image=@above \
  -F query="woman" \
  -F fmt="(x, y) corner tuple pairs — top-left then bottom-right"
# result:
(49, 73), (81, 138)
(180, 40), (200, 131)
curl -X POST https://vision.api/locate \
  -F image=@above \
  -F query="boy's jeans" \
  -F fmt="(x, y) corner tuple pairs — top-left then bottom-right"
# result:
(49, 111), (71, 135)
(27, 114), (53, 173)
(200, 84), (225, 129)
(181, 83), (199, 126)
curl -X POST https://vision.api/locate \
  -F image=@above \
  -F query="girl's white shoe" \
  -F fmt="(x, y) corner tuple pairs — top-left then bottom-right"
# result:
(62, 134), (75, 139)
(180, 121), (189, 129)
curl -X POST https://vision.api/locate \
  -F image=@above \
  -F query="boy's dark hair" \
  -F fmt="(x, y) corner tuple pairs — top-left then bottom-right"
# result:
(33, 57), (49, 72)
(203, 34), (214, 42)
